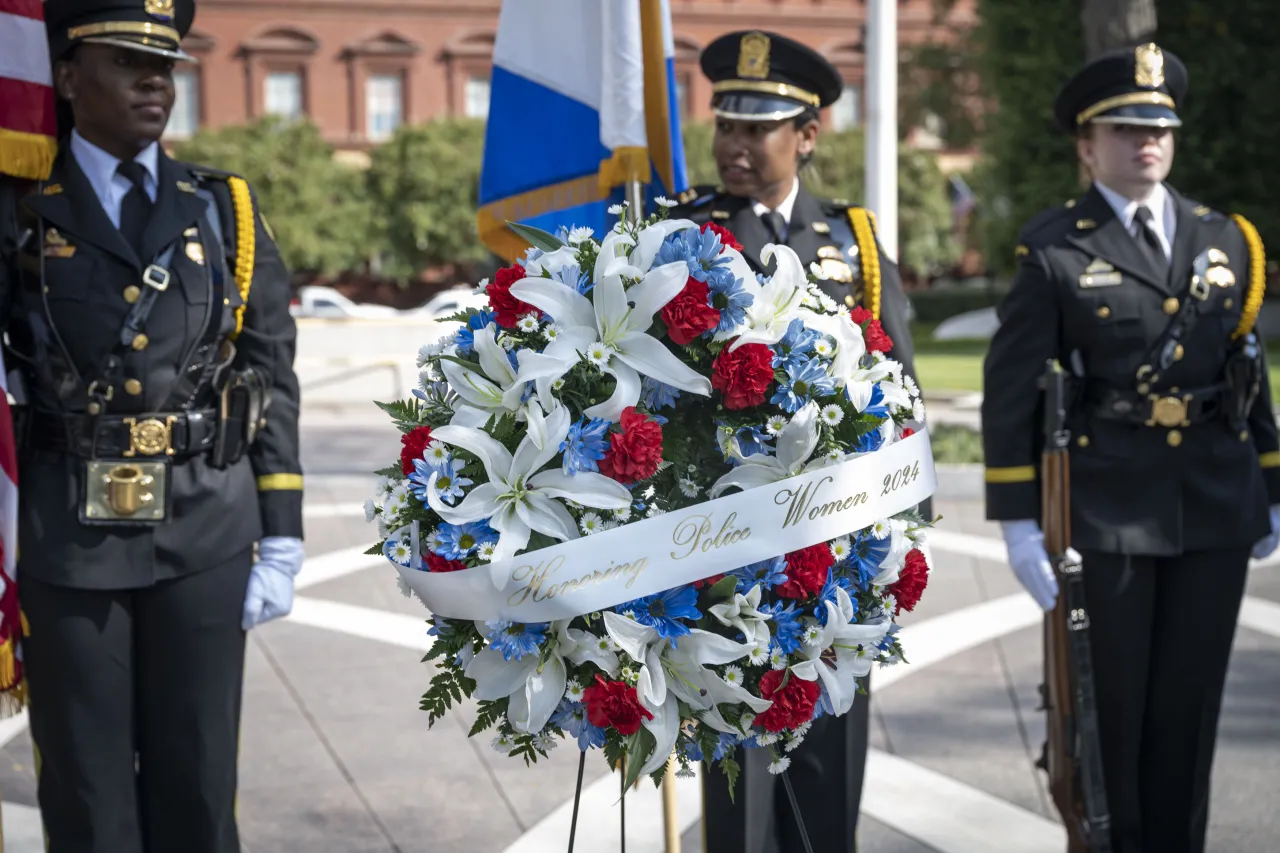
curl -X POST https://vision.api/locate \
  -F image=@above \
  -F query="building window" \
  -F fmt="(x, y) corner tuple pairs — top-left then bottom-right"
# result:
(165, 68), (200, 138)
(264, 71), (303, 120)
(831, 85), (860, 131)
(366, 73), (403, 141)
(464, 75), (490, 119)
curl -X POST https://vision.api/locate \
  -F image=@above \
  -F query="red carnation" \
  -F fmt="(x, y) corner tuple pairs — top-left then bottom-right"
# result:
(399, 425), (434, 476)
(661, 277), (721, 345)
(901, 427), (915, 439)
(701, 221), (743, 253)
(426, 553), (467, 573)
(487, 265), (539, 328)
(754, 670), (821, 733)
(776, 544), (834, 600)
(888, 548), (930, 614)
(583, 675), (654, 736)
(711, 342), (775, 410)
(848, 306), (894, 354)
(599, 407), (664, 484)
(694, 573), (727, 590)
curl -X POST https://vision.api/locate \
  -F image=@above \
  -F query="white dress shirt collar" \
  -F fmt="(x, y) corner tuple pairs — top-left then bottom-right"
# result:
(69, 130), (160, 228)
(751, 177), (801, 225)
(1094, 180), (1175, 259)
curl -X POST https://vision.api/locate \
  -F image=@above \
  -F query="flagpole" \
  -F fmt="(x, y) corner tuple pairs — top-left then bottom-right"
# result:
(625, 180), (645, 225)
(865, 0), (899, 261)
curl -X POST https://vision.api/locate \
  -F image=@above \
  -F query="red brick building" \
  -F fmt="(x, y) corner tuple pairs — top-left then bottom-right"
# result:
(169, 0), (976, 155)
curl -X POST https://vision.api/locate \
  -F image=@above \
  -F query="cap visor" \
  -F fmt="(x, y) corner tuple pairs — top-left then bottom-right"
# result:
(711, 93), (807, 123)
(81, 36), (197, 62)
(1090, 103), (1181, 128)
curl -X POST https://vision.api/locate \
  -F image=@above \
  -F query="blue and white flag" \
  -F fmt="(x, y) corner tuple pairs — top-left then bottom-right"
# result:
(477, 0), (689, 262)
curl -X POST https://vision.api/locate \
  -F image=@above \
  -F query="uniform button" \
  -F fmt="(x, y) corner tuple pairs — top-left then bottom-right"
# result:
(87, 401), (102, 415)
(131, 334), (149, 351)
(1163, 297), (1180, 314)
(1173, 344), (1185, 362)
(1076, 435), (1090, 448)
(1167, 429), (1183, 447)
(124, 379), (143, 396)
(1241, 430), (1251, 442)
(1095, 305), (1111, 319)
(1225, 298), (1234, 309)
(844, 294), (855, 308)
(1137, 382), (1150, 394)
(123, 285), (141, 304)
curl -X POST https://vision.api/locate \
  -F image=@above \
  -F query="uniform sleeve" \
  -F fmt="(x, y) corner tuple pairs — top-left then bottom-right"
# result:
(234, 189), (304, 539)
(875, 249), (918, 384)
(1248, 348), (1280, 503)
(980, 245), (1061, 522)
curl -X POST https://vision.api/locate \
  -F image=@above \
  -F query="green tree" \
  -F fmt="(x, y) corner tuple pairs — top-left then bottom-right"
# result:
(366, 118), (491, 281)
(173, 117), (373, 275)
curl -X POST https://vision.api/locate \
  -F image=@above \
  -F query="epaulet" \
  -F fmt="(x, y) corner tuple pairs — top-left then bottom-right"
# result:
(1188, 200), (1225, 222)
(1016, 203), (1077, 249)
(673, 184), (718, 210)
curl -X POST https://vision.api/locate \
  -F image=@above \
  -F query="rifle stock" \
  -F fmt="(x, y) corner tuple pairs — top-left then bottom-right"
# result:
(1039, 360), (1112, 853)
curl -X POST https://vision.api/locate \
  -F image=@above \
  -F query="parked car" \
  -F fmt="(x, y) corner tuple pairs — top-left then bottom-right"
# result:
(289, 286), (402, 320)
(414, 286), (490, 322)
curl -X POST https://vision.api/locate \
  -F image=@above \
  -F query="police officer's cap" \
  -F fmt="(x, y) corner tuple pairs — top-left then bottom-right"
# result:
(1053, 42), (1187, 133)
(45, 0), (197, 63)
(701, 30), (842, 122)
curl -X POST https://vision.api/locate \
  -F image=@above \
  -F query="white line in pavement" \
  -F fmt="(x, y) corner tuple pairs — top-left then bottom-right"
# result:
(864, 749), (1064, 853)
(2, 803), (43, 850)
(285, 597), (433, 652)
(295, 543), (386, 591)
(1239, 595), (1280, 640)
(0, 710), (29, 749)
(503, 763), (703, 853)
(304, 502), (367, 519)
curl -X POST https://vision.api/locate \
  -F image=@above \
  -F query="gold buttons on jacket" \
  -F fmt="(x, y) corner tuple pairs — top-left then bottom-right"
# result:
(844, 294), (855, 308)
(1225, 298), (1234, 310)
(1095, 306), (1111, 319)
(1076, 435), (1090, 448)
(1172, 344), (1184, 362)
(1167, 430), (1183, 447)
(1163, 297), (1180, 315)
(131, 334), (149, 351)
(123, 285), (141, 304)
(124, 379), (143, 396)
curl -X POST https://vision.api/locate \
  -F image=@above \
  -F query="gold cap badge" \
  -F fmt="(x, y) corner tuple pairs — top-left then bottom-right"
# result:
(737, 32), (771, 80)
(1134, 43), (1165, 89)
(145, 0), (175, 19)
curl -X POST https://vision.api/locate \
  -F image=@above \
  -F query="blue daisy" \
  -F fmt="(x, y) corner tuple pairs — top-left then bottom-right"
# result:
(731, 556), (789, 594)
(655, 227), (732, 282)
(560, 416), (611, 475)
(813, 570), (857, 626)
(619, 586), (702, 643)
(434, 520), (498, 561)
(485, 620), (550, 661)
(760, 601), (805, 654)
(550, 700), (608, 751)
(640, 377), (681, 411)
(771, 357), (838, 413)
(410, 457), (473, 505)
(843, 532), (891, 591)
(454, 310), (498, 356)
(708, 273), (751, 333)
(772, 318), (821, 371)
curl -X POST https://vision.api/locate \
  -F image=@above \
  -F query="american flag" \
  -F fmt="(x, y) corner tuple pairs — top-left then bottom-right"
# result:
(0, 0), (55, 708)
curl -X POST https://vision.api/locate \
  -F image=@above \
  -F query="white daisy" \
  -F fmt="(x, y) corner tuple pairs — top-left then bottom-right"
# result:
(792, 721), (813, 739)
(738, 713), (757, 733)
(377, 516), (390, 540)
(830, 537), (852, 562)
(478, 278), (490, 289)
(818, 293), (839, 313)
(784, 732), (806, 753)
(757, 732), (781, 747)
(585, 341), (614, 369)
(677, 765), (696, 779)
(612, 507), (632, 522)
(363, 498), (379, 523)
(492, 733), (516, 754)
(642, 485), (657, 500)
(768, 756), (792, 776)
(417, 342), (441, 367)
(499, 335), (517, 351)
(748, 643), (770, 666)
(824, 448), (844, 465)
(655, 195), (677, 208)
(544, 324), (562, 343)
(565, 679), (586, 702)
(595, 634), (619, 654)
(418, 363), (440, 387)
(620, 665), (637, 683)
(687, 464), (698, 474)
(646, 505), (668, 518)
(912, 399), (927, 422)
(580, 512), (604, 535)
(425, 441), (451, 465)
(567, 226), (595, 245)
(608, 203), (626, 215)
(765, 415), (788, 436)
(820, 404), (844, 426)
(903, 375), (920, 397)
(678, 478), (701, 498)
(385, 484), (410, 515)
(390, 540), (412, 565)
(534, 732), (558, 752)
(599, 519), (619, 533)
(477, 541), (498, 562)
(870, 519), (891, 539)
(722, 665), (744, 687)
(517, 313), (540, 333)
(802, 622), (824, 647)
(770, 647), (787, 669)
(871, 350), (887, 364)
(801, 292), (821, 309)
(552, 378), (566, 391)
(814, 339), (835, 358)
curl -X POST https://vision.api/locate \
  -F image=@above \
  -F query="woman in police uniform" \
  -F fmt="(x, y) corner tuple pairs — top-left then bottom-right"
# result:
(982, 44), (1280, 853)
(672, 30), (923, 853)
(1, 2), (305, 850)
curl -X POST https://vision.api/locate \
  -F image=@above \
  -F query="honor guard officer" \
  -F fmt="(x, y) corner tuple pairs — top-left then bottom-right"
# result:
(982, 44), (1280, 853)
(0, 1), (305, 850)
(673, 30), (924, 853)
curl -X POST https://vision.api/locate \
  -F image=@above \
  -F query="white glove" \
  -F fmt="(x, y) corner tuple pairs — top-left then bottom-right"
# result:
(1252, 505), (1280, 560)
(243, 536), (306, 631)
(1000, 520), (1074, 612)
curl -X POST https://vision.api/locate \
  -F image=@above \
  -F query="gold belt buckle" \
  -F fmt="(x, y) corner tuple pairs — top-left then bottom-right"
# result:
(123, 416), (177, 457)
(1146, 394), (1190, 428)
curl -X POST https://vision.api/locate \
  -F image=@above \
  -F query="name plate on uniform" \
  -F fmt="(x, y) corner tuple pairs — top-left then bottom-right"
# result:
(80, 460), (171, 527)
(1079, 272), (1123, 288)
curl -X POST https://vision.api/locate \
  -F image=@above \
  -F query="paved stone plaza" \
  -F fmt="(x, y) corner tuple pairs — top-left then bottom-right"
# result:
(0, 324), (1275, 852)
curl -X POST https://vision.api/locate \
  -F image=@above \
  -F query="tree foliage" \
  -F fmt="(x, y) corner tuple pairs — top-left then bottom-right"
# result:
(173, 117), (373, 275)
(366, 118), (491, 280)
(680, 122), (960, 276)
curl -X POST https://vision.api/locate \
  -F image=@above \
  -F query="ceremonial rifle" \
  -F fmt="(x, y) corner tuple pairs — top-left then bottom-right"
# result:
(1038, 359), (1112, 853)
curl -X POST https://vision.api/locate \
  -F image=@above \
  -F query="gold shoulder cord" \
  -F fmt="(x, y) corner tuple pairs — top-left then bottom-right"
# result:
(227, 176), (256, 340)
(847, 208), (882, 320)
(1231, 213), (1265, 341)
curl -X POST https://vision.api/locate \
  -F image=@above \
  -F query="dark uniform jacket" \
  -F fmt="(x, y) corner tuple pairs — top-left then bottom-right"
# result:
(981, 183), (1280, 556)
(670, 182), (919, 384)
(1, 147), (303, 589)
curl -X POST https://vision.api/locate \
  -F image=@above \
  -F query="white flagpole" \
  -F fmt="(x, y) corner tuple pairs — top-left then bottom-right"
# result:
(865, 0), (899, 261)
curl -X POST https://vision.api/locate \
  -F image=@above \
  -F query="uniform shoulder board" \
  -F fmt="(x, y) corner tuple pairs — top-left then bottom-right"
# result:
(674, 184), (717, 210)
(1191, 202), (1224, 221)
(1017, 204), (1075, 248)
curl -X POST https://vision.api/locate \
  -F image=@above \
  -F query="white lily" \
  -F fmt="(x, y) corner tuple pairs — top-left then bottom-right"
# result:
(509, 226), (713, 423)
(709, 402), (824, 498)
(718, 244), (809, 349)
(465, 619), (604, 734)
(790, 587), (891, 716)
(707, 584), (773, 648)
(439, 325), (565, 444)
(871, 519), (916, 585)
(602, 611), (769, 776)
(798, 308), (868, 387)
(424, 404), (631, 561)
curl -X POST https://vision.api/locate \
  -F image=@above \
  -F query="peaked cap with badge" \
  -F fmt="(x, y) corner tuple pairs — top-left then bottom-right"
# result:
(980, 40), (1279, 853)
(45, 0), (197, 62)
(700, 30), (843, 121)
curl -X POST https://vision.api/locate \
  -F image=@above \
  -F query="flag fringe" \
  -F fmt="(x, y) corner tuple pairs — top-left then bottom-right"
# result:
(0, 128), (57, 182)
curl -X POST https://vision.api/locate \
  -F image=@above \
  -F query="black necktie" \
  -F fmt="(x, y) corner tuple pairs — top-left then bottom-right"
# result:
(760, 210), (787, 244)
(1133, 205), (1168, 278)
(117, 161), (152, 260)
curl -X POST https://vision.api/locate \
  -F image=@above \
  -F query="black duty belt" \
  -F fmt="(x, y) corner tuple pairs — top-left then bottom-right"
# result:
(1085, 383), (1227, 428)
(28, 408), (219, 460)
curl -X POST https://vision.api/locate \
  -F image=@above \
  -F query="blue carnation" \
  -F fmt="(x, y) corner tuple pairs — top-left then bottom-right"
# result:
(560, 416), (611, 475)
